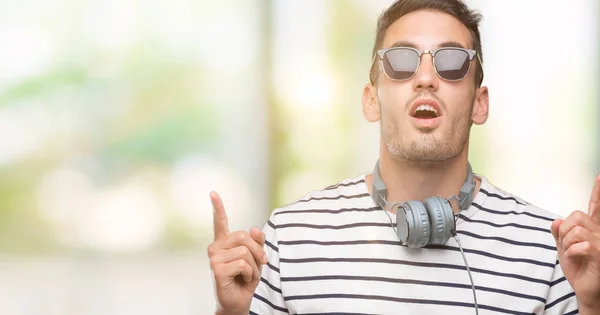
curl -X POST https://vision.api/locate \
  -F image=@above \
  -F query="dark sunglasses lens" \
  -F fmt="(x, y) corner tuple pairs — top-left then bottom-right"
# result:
(434, 49), (471, 80)
(382, 49), (419, 80)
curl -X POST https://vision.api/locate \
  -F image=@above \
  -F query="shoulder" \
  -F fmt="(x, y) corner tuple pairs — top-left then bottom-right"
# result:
(266, 173), (374, 224)
(273, 173), (369, 213)
(476, 174), (561, 222)
(262, 174), (372, 239)
(472, 175), (561, 257)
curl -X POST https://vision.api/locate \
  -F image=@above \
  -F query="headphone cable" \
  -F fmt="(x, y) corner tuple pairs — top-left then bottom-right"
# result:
(383, 204), (399, 235)
(453, 230), (479, 315)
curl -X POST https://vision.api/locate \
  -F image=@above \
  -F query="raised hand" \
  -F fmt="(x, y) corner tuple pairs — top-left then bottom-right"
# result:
(551, 175), (600, 313)
(207, 191), (268, 315)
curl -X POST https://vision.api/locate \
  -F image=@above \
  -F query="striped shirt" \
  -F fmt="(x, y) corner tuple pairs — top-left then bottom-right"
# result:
(249, 173), (579, 314)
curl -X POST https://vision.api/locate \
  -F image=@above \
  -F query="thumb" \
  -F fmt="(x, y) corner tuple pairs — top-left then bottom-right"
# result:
(250, 227), (266, 247)
(551, 219), (565, 255)
(250, 227), (268, 265)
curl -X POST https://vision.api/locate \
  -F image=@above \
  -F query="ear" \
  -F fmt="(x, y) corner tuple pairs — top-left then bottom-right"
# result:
(472, 86), (489, 125)
(362, 83), (381, 122)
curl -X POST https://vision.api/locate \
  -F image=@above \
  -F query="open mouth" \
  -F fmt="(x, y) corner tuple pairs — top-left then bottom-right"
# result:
(411, 104), (440, 119)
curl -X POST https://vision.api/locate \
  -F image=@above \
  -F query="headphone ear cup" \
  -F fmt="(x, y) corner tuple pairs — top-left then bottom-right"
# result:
(400, 200), (431, 248)
(423, 197), (455, 244)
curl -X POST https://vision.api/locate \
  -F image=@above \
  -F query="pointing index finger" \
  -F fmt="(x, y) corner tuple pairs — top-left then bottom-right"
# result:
(588, 174), (600, 224)
(211, 191), (229, 240)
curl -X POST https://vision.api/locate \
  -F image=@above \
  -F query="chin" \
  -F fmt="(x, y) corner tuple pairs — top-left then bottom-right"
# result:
(388, 137), (459, 161)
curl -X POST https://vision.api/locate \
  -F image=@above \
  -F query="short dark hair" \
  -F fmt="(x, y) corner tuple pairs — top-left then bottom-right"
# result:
(369, 0), (484, 86)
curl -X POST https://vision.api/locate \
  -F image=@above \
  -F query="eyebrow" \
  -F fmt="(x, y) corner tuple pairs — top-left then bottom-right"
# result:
(390, 41), (418, 48)
(389, 40), (466, 49)
(437, 41), (466, 49)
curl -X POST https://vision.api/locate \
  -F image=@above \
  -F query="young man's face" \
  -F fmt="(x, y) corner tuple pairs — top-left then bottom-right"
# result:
(363, 9), (489, 164)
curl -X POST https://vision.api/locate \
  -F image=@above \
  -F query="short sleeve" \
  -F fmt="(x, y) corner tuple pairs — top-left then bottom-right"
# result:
(544, 256), (579, 315)
(249, 213), (289, 314)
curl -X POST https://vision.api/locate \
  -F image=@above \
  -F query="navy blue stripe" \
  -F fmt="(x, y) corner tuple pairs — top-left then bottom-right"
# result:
(468, 265), (550, 285)
(253, 293), (288, 313)
(260, 277), (282, 294)
(275, 207), (377, 216)
(278, 238), (552, 269)
(458, 214), (550, 233)
(281, 274), (545, 303)
(564, 310), (579, 315)
(267, 262), (280, 273)
(249, 311), (258, 315)
(297, 193), (370, 203)
(275, 222), (391, 230)
(550, 276), (567, 287)
(279, 233), (555, 254)
(279, 257), (550, 285)
(267, 220), (276, 230)
(545, 291), (576, 309)
(284, 293), (531, 315)
(265, 240), (278, 252)
(426, 244), (554, 268)
(324, 179), (365, 190)
(457, 230), (556, 251)
(479, 188), (527, 205)
(278, 239), (402, 246)
(471, 202), (554, 222)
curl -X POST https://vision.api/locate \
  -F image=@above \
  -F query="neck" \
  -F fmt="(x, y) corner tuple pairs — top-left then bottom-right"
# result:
(367, 147), (477, 213)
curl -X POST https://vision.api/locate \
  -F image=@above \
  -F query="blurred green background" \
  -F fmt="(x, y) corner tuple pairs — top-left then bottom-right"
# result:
(0, 0), (597, 314)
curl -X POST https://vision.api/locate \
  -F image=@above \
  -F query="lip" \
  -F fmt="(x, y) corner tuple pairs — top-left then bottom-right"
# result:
(408, 98), (443, 129)
(410, 116), (441, 129)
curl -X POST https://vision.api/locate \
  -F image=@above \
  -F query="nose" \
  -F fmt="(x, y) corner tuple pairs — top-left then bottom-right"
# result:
(412, 52), (439, 91)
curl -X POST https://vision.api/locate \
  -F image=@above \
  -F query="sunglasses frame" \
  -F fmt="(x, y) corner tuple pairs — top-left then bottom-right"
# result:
(376, 46), (483, 82)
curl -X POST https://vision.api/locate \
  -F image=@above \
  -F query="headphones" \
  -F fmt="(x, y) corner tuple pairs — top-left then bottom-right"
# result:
(372, 160), (476, 248)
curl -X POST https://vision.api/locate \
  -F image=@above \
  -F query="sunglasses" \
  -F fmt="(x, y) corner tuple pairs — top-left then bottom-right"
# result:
(376, 47), (482, 81)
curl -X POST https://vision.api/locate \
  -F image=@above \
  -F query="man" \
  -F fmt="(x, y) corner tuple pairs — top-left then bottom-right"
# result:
(207, 0), (600, 314)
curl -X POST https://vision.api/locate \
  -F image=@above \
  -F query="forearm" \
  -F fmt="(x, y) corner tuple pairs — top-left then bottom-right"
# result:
(579, 306), (600, 315)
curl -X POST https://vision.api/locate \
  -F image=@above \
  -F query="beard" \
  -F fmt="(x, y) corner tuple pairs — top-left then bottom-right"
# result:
(381, 98), (474, 164)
